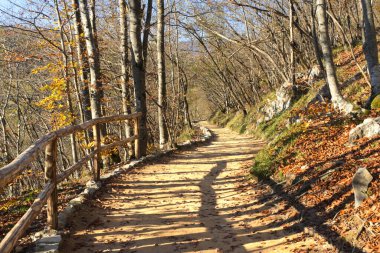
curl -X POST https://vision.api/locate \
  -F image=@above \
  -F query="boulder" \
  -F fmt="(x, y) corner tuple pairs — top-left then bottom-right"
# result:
(260, 82), (293, 122)
(352, 167), (373, 208)
(349, 117), (380, 143)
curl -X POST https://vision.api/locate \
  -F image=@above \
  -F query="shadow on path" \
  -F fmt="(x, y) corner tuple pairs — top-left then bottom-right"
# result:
(60, 124), (329, 252)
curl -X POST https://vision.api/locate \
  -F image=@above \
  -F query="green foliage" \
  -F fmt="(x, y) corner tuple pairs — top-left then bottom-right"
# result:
(0, 190), (38, 215)
(255, 110), (291, 140)
(177, 126), (196, 142)
(371, 94), (380, 109)
(250, 149), (273, 179)
(251, 122), (307, 179)
(226, 111), (247, 133)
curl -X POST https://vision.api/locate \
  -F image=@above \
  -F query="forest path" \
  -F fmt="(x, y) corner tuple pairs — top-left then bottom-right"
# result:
(61, 123), (325, 252)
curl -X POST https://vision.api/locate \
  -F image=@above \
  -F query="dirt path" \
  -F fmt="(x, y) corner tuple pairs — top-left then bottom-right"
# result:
(61, 123), (330, 252)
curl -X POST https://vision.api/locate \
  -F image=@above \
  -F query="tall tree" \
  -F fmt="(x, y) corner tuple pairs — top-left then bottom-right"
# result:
(361, 0), (380, 108)
(289, 0), (295, 86)
(129, 0), (148, 156)
(157, 0), (168, 149)
(315, 0), (353, 114)
(54, 0), (78, 163)
(71, 0), (92, 123)
(78, 0), (102, 120)
(119, 0), (133, 157)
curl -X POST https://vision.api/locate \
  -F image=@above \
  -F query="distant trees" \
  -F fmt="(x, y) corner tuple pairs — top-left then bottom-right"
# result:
(3, 0), (380, 196)
(175, 0), (379, 115)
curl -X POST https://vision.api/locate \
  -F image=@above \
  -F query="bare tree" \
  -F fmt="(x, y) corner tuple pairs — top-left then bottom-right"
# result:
(361, 0), (380, 108)
(119, 0), (133, 157)
(71, 0), (92, 123)
(157, 0), (168, 149)
(78, 0), (103, 120)
(129, 0), (148, 156)
(316, 0), (353, 114)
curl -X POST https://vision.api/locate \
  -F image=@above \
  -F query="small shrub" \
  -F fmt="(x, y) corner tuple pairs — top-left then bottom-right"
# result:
(371, 94), (380, 109)
(177, 127), (196, 142)
(251, 148), (274, 179)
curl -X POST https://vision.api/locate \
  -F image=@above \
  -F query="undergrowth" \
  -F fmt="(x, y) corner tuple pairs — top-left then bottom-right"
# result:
(210, 77), (337, 179)
(177, 126), (197, 143)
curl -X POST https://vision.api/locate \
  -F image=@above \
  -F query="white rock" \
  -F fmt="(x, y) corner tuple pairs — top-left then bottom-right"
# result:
(37, 235), (61, 244)
(349, 117), (380, 143)
(353, 167), (373, 208)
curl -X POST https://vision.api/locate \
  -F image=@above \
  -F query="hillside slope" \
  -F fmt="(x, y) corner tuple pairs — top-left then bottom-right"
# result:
(211, 46), (380, 252)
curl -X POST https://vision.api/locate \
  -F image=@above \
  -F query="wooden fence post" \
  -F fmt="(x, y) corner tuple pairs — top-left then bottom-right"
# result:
(93, 123), (101, 181)
(45, 139), (58, 230)
(134, 117), (140, 159)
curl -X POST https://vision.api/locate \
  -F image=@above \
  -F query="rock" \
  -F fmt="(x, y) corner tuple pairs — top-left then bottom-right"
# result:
(100, 173), (113, 180)
(181, 140), (192, 146)
(308, 65), (323, 85)
(260, 82), (293, 122)
(349, 117), (380, 143)
(83, 186), (98, 195)
(286, 115), (302, 127)
(37, 235), (61, 244)
(285, 173), (297, 186)
(300, 165), (309, 172)
(129, 160), (139, 166)
(146, 154), (155, 159)
(14, 246), (24, 253)
(113, 168), (123, 174)
(86, 180), (101, 188)
(58, 205), (75, 229)
(31, 229), (57, 242)
(200, 126), (212, 139)
(352, 167), (373, 208)
(68, 195), (86, 205)
(34, 243), (59, 253)
(304, 226), (316, 236)
(310, 83), (331, 103)
(256, 116), (264, 126)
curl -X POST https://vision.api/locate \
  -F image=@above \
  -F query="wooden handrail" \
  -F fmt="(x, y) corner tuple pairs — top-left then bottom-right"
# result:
(0, 112), (142, 253)
(0, 112), (142, 189)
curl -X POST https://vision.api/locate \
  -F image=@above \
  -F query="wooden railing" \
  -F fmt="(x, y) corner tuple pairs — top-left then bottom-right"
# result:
(0, 112), (142, 253)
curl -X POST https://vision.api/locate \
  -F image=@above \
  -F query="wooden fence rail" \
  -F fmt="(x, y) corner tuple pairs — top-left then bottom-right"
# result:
(0, 112), (142, 253)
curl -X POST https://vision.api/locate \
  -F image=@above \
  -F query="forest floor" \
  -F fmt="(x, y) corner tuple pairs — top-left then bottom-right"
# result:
(61, 123), (335, 253)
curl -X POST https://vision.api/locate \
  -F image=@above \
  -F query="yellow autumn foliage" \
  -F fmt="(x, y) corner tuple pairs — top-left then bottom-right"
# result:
(34, 62), (74, 129)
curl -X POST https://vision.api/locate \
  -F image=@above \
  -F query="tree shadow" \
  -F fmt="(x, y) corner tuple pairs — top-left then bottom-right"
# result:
(263, 179), (364, 253)
(61, 127), (309, 252)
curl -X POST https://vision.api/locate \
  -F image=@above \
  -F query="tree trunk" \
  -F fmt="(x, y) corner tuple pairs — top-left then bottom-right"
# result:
(142, 0), (153, 65)
(316, 0), (353, 114)
(78, 0), (103, 121)
(361, 0), (380, 108)
(54, 0), (78, 164)
(119, 0), (133, 158)
(289, 0), (296, 86)
(129, 0), (148, 156)
(72, 0), (92, 123)
(157, 0), (168, 149)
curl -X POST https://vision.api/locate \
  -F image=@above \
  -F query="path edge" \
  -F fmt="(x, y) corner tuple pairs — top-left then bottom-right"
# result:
(29, 125), (213, 253)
